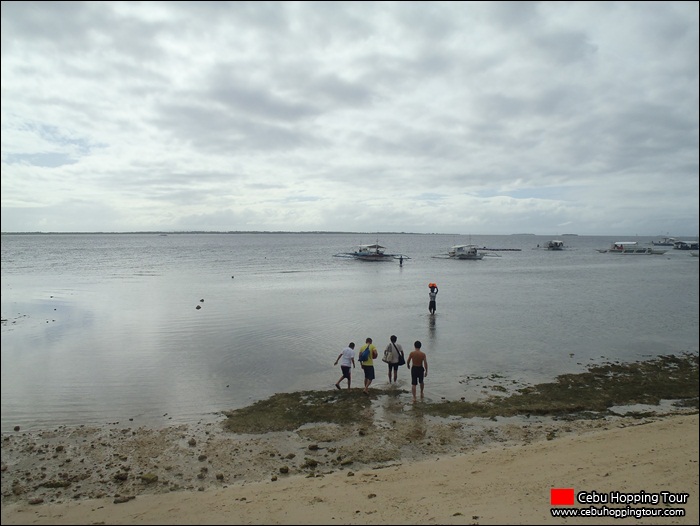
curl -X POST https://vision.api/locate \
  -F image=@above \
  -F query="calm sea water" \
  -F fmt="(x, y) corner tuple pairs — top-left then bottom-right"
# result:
(2, 233), (698, 433)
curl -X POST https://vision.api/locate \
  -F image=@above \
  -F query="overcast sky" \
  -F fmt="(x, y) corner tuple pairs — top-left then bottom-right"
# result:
(1, 1), (698, 235)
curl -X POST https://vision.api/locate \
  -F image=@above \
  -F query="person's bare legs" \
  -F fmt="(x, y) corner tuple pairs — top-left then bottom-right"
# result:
(420, 382), (424, 399)
(388, 366), (392, 383)
(412, 384), (417, 401)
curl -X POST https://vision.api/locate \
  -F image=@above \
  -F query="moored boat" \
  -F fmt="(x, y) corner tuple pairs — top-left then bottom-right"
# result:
(652, 237), (677, 246)
(597, 241), (667, 255)
(448, 244), (484, 260)
(545, 240), (565, 250)
(334, 242), (409, 262)
(432, 244), (501, 260)
(673, 240), (699, 250)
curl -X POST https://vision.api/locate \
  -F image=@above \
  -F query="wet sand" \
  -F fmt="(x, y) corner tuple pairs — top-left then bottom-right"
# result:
(2, 410), (697, 525)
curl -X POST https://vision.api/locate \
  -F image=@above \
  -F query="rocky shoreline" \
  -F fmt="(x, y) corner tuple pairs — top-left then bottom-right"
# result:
(2, 402), (696, 510)
(3, 352), (697, 510)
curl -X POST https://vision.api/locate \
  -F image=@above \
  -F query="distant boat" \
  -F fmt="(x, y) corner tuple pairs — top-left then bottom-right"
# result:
(448, 244), (485, 260)
(544, 240), (565, 250)
(432, 244), (501, 260)
(597, 241), (667, 255)
(334, 242), (409, 262)
(673, 240), (699, 250)
(652, 237), (677, 246)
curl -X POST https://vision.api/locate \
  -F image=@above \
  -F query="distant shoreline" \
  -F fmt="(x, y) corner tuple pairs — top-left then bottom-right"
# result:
(3, 231), (454, 236)
(2, 231), (698, 238)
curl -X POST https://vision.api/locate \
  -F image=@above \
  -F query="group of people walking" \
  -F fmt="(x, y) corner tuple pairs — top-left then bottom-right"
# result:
(334, 335), (429, 401)
(332, 284), (436, 401)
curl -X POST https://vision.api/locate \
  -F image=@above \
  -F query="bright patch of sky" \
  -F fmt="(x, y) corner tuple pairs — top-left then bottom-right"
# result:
(1, 1), (698, 235)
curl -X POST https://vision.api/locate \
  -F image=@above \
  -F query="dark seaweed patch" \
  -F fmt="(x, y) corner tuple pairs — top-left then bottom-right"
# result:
(223, 353), (698, 433)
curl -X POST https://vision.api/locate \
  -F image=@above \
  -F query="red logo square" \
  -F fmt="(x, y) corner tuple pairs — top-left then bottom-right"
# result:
(550, 488), (575, 505)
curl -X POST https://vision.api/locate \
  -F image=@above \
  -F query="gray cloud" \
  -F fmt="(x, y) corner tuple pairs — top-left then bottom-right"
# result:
(1, 1), (697, 235)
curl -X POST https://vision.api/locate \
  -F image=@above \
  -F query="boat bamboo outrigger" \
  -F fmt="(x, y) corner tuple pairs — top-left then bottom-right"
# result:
(432, 244), (501, 260)
(334, 242), (410, 262)
(545, 240), (565, 250)
(673, 240), (699, 250)
(652, 237), (677, 246)
(596, 241), (667, 255)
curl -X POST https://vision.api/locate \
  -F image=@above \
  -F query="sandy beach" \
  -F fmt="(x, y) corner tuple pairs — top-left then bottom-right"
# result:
(2, 411), (697, 525)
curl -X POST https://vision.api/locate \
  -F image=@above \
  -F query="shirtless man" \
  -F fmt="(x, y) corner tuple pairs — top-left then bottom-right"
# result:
(406, 340), (428, 401)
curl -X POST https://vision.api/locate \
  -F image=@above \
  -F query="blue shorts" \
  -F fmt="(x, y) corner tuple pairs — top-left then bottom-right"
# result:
(341, 365), (351, 379)
(362, 365), (375, 380)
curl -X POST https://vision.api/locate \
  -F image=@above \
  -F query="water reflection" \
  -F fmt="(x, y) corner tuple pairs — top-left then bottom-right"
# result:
(2, 233), (697, 432)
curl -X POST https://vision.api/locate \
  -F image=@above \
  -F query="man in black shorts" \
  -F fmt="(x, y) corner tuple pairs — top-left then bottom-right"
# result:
(406, 340), (428, 401)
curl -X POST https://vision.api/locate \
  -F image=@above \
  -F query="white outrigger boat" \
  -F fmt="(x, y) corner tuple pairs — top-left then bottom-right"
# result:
(449, 244), (484, 260)
(545, 239), (565, 250)
(652, 237), (677, 246)
(334, 243), (409, 262)
(432, 244), (500, 260)
(673, 240), (699, 250)
(596, 241), (667, 255)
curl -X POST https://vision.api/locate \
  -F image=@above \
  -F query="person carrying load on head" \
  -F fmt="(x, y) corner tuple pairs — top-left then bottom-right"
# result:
(428, 283), (438, 314)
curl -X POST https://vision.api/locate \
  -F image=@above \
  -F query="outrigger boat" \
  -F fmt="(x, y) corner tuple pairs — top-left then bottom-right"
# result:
(673, 240), (699, 250)
(596, 241), (667, 255)
(448, 244), (484, 260)
(544, 240), (565, 250)
(334, 243), (409, 262)
(652, 237), (677, 246)
(432, 244), (500, 260)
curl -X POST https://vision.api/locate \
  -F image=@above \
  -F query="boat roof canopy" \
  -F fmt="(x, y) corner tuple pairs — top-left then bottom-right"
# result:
(359, 244), (385, 249)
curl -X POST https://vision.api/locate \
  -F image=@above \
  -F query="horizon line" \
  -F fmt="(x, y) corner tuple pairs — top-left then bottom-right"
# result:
(2, 231), (697, 238)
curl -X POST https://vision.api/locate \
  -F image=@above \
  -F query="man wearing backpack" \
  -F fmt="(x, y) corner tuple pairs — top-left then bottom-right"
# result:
(358, 337), (378, 395)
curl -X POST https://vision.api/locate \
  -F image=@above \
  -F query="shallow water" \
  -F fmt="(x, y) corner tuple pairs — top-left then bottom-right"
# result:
(2, 232), (698, 432)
